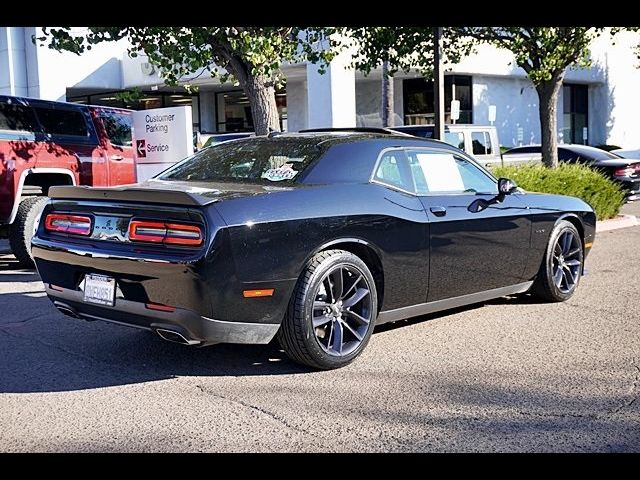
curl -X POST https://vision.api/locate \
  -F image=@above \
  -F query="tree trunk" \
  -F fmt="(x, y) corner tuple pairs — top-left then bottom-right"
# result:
(222, 53), (281, 136)
(243, 74), (281, 135)
(535, 72), (564, 168)
(381, 59), (394, 127)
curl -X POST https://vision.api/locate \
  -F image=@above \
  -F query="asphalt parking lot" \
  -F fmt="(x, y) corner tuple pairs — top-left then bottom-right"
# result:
(1, 204), (639, 452)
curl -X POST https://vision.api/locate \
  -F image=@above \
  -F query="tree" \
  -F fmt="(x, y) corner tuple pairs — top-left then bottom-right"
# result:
(454, 28), (615, 168)
(337, 27), (473, 128)
(37, 27), (338, 135)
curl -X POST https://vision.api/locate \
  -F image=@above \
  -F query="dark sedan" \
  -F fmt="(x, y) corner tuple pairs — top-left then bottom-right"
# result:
(32, 130), (596, 369)
(502, 144), (640, 201)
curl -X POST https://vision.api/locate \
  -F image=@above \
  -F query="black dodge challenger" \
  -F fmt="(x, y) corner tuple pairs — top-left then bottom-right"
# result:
(32, 129), (596, 369)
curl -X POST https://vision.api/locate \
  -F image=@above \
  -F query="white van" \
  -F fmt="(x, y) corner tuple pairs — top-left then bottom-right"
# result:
(392, 124), (504, 167)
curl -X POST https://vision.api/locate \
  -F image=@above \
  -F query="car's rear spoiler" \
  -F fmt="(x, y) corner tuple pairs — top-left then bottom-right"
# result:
(49, 185), (215, 207)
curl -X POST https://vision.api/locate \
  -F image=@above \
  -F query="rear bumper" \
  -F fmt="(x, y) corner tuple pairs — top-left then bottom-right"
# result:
(45, 283), (280, 345)
(617, 178), (640, 201)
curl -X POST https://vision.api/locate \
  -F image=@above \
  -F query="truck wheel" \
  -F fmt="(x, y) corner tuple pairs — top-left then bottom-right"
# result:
(8, 196), (48, 268)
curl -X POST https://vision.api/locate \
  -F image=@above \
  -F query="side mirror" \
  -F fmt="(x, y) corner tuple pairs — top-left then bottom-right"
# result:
(498, 177), (518, 195)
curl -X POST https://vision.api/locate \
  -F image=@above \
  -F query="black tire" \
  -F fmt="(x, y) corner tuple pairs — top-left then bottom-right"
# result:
(8, 196), (48, 268)
(530, 220), (584, 302)
(277, 249), (378, 370)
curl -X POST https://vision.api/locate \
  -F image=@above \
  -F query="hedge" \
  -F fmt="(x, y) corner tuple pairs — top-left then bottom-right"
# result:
(491, 163), (626, 221)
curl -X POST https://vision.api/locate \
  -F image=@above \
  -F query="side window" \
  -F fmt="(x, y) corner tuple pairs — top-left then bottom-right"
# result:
(444, 132), (465, 150)
(406, 150), (497, 195)
(100, 112), (132, 147)
(471, 131), (493, 155)
(34, 107), (89, 137)
(0, 101), (37, 132)
(373, 151), (412, 192)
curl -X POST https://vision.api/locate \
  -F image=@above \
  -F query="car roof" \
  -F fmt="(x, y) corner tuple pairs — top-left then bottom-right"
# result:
(260, 130), (452, 148)
(393, 124), (495, 131)
(212, 130), (469, 185)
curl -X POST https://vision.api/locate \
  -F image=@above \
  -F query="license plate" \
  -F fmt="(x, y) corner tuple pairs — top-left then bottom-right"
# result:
(83, 274), (116, 306)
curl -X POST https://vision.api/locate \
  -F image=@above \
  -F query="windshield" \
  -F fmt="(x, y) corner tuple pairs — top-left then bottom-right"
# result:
(157, 137), (326, 184)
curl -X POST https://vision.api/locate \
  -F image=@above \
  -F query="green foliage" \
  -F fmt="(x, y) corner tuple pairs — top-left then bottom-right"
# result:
(37, 27), (337, 88)
(37, 27), (340, 134)
(113, 87), (143, 104)
(594, 144), (622, 152)
(492, 164), (626, 220)
(455, 28), (606, 85)
(335, 27), (473, 78)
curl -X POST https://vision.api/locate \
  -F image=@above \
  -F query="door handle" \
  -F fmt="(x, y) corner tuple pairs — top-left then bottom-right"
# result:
(110, 155), (124, 161)
(429, 206), (447, 217)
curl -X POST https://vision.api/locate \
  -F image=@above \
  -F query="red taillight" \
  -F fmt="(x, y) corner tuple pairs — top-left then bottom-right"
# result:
(614, 163), (640, 177)
(44, 214), (92, 236)
(145, 303), (176, 312)
(128, 220), (203, 246)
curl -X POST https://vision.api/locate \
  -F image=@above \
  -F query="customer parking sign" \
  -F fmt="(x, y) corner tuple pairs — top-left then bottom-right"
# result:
(132, 106), (193, 181)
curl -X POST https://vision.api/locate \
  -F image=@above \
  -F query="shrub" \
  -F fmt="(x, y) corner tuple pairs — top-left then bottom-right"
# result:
(491, 163), (625, 221)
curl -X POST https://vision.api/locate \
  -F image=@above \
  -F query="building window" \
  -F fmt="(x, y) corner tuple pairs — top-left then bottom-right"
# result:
(67, 89), (201, 132)
(403, 75), (472, 125)
(562, 84), (588, 144)
(215, 90), (287, 133)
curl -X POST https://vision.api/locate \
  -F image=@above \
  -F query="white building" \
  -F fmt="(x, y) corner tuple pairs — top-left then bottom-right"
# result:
(2, 27), (640, 148)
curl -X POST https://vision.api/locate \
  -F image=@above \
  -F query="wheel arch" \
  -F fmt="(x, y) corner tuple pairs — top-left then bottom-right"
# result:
(8, 168), (76, 225)
(556, 213), (585, 246)
(309, 237), (385, 311)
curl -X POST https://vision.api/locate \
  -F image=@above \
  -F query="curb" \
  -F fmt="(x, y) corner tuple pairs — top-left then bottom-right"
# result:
(596, 214), (639, 233)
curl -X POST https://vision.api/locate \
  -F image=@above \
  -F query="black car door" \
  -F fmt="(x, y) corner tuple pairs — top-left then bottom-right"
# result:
(405, 148), (533, 302)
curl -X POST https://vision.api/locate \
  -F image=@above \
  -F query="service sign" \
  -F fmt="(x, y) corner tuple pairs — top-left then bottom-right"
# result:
(132, 106), (194, 181)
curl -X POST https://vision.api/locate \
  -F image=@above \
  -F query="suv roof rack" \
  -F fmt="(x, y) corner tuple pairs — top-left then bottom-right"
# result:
(299, 127), (412, 136)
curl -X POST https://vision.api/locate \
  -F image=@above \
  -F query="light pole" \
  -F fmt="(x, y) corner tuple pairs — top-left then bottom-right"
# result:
(433, 27), (445, 140)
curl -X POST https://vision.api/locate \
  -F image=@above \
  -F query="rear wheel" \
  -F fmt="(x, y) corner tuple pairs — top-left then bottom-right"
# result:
(278, 249), (378, 369)
(531, 220), (584, 302)
(8, 196), (48, 268)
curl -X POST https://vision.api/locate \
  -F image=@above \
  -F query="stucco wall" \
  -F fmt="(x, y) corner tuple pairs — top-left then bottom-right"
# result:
(27, 27), (126, 101)
(286, 79), (308, 132)
(355, 78), (404, 127)
(473, 75), (541, 148)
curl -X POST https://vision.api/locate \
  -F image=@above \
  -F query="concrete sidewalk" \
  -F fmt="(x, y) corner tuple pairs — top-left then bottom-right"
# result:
(596, 202), (640, 232)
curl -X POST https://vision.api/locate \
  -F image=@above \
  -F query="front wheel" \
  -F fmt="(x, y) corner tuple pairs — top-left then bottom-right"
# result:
(278, 249), (378, 370)
(531, 220), (584, 302)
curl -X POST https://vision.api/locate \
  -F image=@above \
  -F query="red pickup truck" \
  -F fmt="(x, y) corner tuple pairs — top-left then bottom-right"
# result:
(0, 95), (136, 266)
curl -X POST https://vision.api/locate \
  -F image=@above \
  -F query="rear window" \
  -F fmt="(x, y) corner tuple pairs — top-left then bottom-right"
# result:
(34, 107), (89, 137)
(0, 100), (37, 132)
(471, 131), (493, 155)
(100, 111), (132, 147)
(157, 137), (326, 184)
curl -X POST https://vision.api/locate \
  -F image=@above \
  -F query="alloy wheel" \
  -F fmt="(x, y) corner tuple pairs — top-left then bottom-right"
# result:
(551, 230), (583, 294)
(312, 264), (373, 356)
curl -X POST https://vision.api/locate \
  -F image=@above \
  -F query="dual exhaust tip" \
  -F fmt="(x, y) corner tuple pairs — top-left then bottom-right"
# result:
(54, 303), (201, 346)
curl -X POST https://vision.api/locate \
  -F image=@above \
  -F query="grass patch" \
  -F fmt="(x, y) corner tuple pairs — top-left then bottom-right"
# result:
(491, 163), (625, 221)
